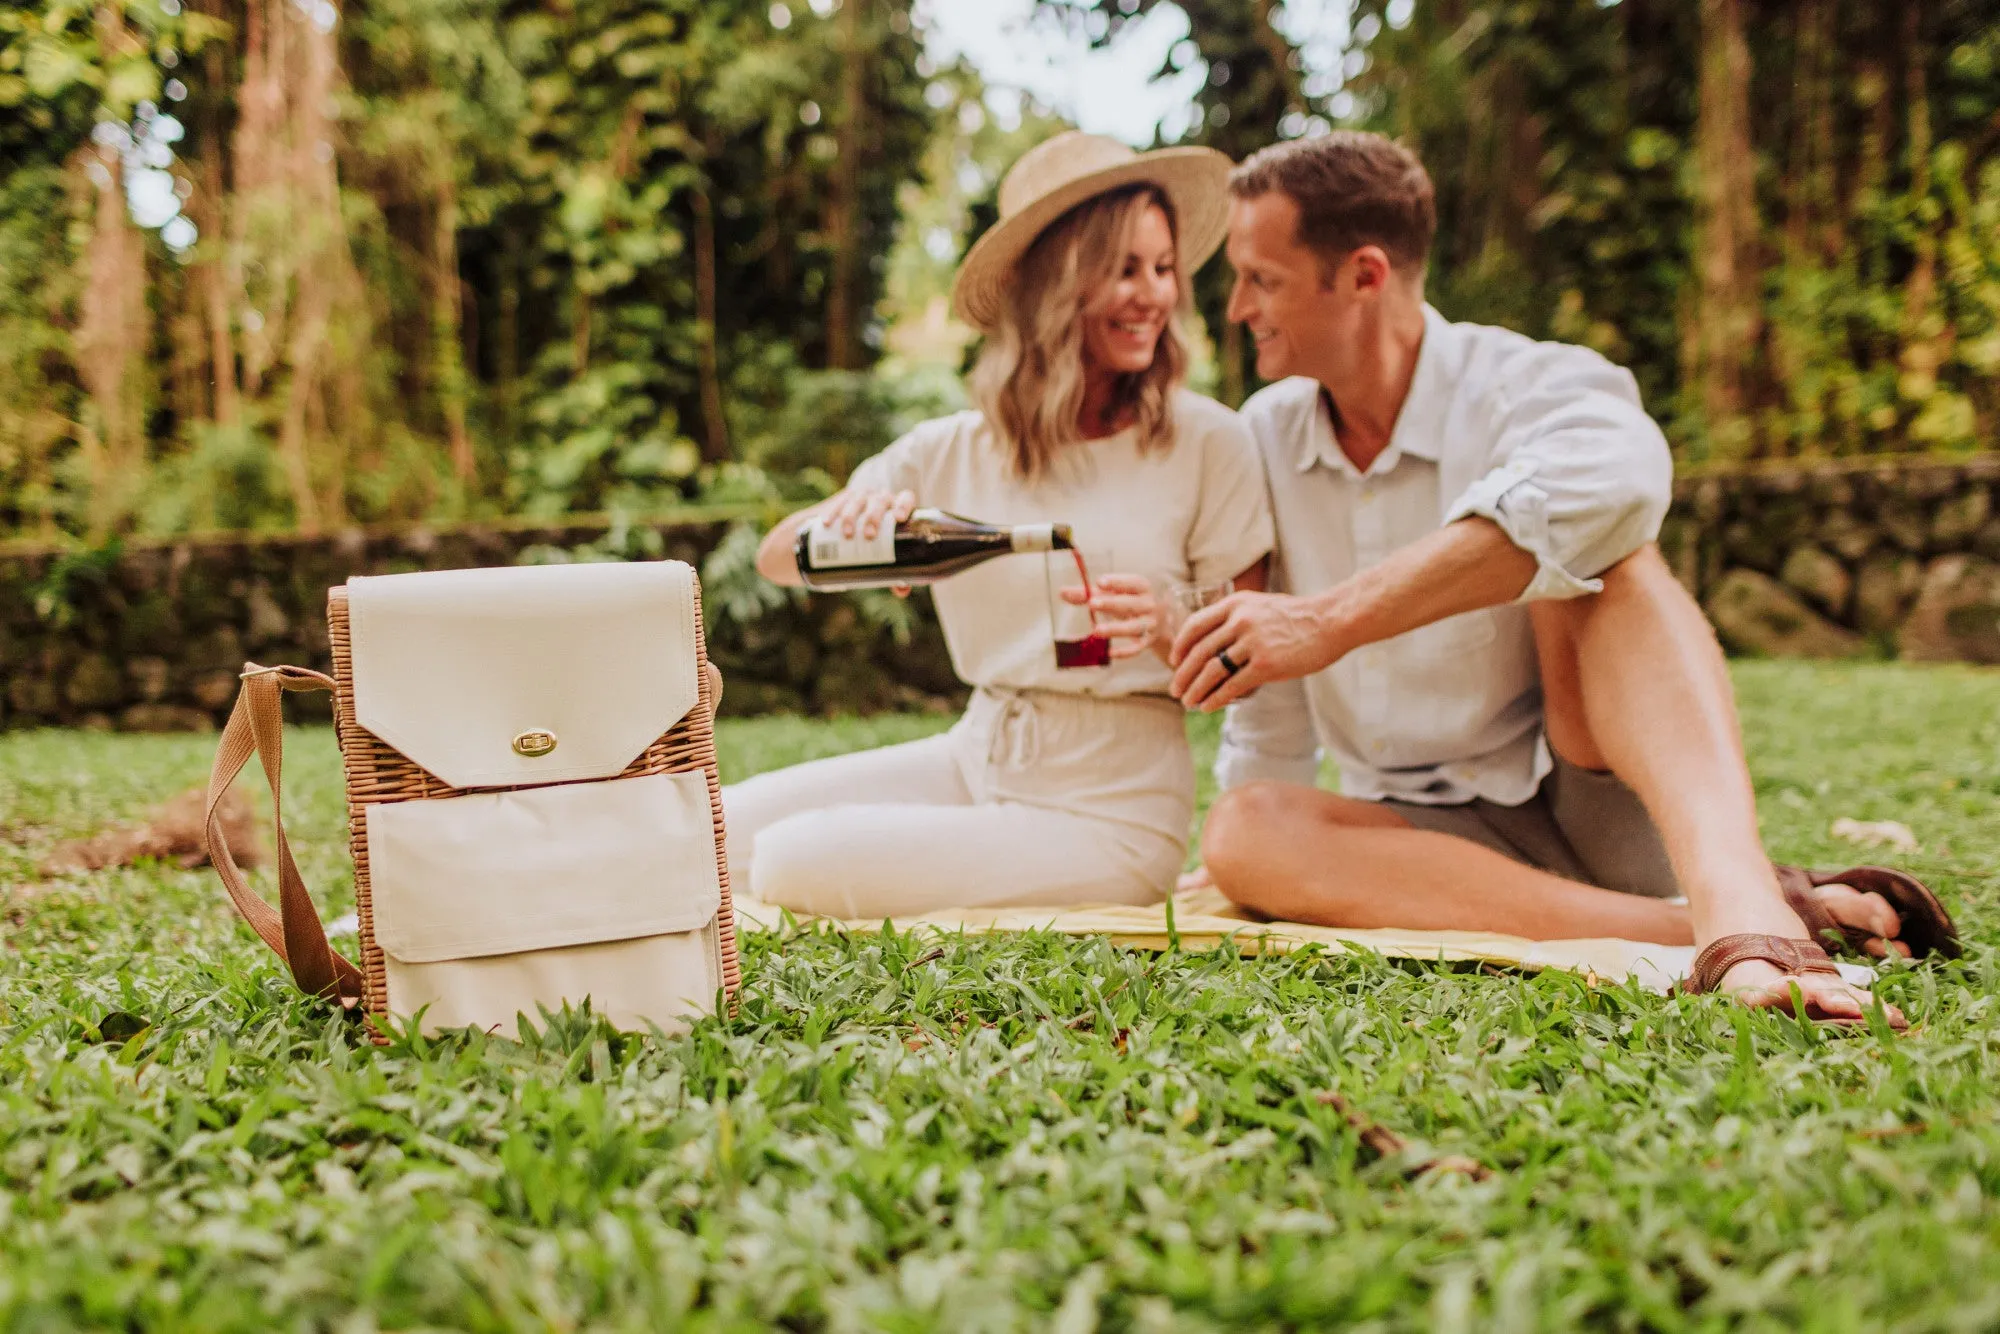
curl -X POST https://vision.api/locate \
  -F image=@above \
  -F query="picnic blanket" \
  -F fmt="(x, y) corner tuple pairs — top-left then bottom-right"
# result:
(733, 887), (1876, 994)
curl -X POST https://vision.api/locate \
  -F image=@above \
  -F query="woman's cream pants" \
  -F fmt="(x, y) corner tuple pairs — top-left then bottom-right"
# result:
(723, 689), (1193, 920)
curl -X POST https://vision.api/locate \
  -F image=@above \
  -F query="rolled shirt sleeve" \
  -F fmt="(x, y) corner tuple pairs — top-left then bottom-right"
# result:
(1441, 348), (1673, 603)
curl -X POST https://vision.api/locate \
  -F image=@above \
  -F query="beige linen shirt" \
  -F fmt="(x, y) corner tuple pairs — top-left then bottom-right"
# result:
(1216, 305), (1672, 806)
(849, 390), (1275, 697)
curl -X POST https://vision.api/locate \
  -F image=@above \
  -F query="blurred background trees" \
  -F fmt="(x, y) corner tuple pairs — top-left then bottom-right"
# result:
(3, 0), (1998, 543)
(2, 0), (938, 538)
(1078, 0), (2000, 465)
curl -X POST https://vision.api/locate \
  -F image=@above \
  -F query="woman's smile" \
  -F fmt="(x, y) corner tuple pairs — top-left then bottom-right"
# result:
(1100, 314), (1165, 363)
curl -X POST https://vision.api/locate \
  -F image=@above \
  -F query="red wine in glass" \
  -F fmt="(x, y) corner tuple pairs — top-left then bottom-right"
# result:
(1055, 548), (1111, 668)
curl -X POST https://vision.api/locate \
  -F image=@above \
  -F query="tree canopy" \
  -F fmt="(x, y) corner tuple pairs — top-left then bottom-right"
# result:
(5, 0), (1998, 542)
(2, 0), (932, 537)
(1063, 0), (2000, 462)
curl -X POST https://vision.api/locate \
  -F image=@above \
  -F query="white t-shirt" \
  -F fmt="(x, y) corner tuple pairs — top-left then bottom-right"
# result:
(848, 389), (1275, 697)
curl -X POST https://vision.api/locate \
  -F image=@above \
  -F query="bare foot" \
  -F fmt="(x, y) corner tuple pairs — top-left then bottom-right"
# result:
(1709, 871), (1908, 1027)
(1814, 881), (1910, 957)
(1719, 957), (1906, 1028)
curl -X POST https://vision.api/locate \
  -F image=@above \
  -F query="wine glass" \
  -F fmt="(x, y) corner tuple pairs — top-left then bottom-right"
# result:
(1045, 546), (1114, 669)
(1163, 577), (1235, 642)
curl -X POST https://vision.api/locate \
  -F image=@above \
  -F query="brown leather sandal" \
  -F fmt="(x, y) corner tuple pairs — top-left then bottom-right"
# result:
(1774, 863), (1962, 960)
(1685, 934), (1896, 1026)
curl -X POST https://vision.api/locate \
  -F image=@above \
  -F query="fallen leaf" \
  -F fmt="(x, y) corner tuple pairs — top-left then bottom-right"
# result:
(1830, 817), (1919, 854)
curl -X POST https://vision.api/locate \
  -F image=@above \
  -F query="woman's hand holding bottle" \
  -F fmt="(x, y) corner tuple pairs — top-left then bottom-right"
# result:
(807, 487), (917, 595)
(821, 487), (917, 541)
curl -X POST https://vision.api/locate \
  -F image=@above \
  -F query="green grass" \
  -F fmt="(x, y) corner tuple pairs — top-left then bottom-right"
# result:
(3, 661), (1999, 1330)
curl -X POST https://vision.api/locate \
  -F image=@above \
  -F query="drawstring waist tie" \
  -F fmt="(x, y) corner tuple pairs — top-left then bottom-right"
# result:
(965, 686), (1186, 773)
(953, 684), (1195, 858)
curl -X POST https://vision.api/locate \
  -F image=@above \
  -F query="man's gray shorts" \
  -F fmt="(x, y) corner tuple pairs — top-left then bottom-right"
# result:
(1383, 756), (1680, 899)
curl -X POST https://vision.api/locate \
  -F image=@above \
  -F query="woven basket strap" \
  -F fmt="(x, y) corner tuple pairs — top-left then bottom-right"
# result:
(203, 663), (364, 1005)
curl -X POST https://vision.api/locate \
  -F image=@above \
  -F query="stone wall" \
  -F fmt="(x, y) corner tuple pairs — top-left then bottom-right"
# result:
(6, 455), (2000, 732)
(0, 519), (960, 731)
(1664, 456), (2000, 663)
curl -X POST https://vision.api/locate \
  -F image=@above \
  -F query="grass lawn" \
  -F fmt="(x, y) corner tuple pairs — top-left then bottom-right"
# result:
(3, 660), (1999, 1329)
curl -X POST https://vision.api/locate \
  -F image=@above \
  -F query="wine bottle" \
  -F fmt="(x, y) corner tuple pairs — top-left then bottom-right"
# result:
(795, 508), (1074, 590)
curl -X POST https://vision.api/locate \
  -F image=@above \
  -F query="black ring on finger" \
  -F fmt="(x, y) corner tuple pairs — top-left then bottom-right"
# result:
(1217, 648), (1243, 676)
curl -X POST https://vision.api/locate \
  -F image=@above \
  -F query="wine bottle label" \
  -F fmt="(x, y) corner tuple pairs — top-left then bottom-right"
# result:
(1008, 524), (1056, 553)
(805, 517), (896, 568)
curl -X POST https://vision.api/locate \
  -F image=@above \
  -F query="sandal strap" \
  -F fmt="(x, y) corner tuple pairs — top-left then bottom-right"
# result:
(1807, 865), (1962, 960)
(1687, 934), (1839, 995)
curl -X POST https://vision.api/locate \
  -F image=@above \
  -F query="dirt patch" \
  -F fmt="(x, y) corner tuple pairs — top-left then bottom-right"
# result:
(37, 786), (264, 877)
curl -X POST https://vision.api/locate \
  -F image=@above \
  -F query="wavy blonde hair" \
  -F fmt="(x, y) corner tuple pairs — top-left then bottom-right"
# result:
(969, 185), (1194, 480)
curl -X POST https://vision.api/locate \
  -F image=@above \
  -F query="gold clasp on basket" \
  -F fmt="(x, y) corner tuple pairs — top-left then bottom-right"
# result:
(512, 729), (558, 757)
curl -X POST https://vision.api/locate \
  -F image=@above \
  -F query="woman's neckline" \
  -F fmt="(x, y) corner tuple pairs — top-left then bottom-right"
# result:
(1078, 373), (1142, 440)
(1077, 419), (1137, 442)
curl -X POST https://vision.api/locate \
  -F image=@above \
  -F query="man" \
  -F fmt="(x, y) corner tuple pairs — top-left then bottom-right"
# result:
(1170, 132), (1957, 1023)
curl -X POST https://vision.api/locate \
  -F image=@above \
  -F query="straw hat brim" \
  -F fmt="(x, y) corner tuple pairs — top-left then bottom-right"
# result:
(951, 146), (1234, 333)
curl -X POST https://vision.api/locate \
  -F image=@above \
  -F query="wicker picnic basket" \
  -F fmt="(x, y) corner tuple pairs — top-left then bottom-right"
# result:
(202, 560), (741, 1039)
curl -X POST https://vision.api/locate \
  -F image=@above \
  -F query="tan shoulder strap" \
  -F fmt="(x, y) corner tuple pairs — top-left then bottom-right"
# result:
(203, 663), (365, 1005)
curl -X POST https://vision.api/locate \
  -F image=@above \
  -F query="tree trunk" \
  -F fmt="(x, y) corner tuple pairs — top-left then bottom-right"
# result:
(75, 6), (149, 537)
(432, 179), (475, 484)
(198, 158), (241, 426)
(498, 225), (521, 449)
(265, 0), (363, 529)
(572, 290), (591, 377)
(195, 18), (240, 427)
(1897, 0), (1941, 420)
(231, 0), (282, 398)
(75, 136), (149, 537)
(691, 184), (732, 461)
(1689, 0), (1762, 457)
(1780, 0), (1836, 263)
(825, 0), (867, 370)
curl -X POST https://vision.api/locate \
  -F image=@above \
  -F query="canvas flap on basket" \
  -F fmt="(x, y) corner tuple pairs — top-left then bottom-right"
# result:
(346, 560), (700, 789)
(366, 771), (722, 963)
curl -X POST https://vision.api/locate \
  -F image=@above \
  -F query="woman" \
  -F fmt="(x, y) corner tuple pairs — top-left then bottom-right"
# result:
(724, 131), (1273, 919)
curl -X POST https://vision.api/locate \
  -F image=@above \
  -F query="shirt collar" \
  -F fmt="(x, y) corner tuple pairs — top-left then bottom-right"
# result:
(1296, 303), (1454, 477)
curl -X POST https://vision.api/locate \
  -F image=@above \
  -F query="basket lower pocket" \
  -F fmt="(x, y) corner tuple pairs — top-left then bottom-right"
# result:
(382, 933), (719, 1037)
(366, 770), (722, 1034)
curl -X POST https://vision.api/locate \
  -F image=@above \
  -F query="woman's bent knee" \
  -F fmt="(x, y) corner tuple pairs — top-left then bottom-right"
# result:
(747, 814), (862, 917)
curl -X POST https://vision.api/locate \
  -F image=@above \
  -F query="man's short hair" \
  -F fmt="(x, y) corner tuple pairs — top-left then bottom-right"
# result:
(1229, 132), (1436, 275)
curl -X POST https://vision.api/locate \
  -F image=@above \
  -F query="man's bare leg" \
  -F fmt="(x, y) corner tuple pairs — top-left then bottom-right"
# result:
(1203, 784), (1695, 941)
(1202, 546), (1903, 1020)
(1529, 549), (1901, 954)
(1531, 547), (1902, 1017)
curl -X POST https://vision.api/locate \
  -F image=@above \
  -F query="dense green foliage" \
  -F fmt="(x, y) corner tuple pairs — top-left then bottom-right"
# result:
(4, 660), (1999, 1326)
(1069, 0), (2000, 461)
(1, 0), (935, 537)
(7, 0), (2000, 542)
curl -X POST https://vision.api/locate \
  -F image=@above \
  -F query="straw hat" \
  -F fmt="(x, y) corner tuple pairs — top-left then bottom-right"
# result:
(951, 131), (1234, 332)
